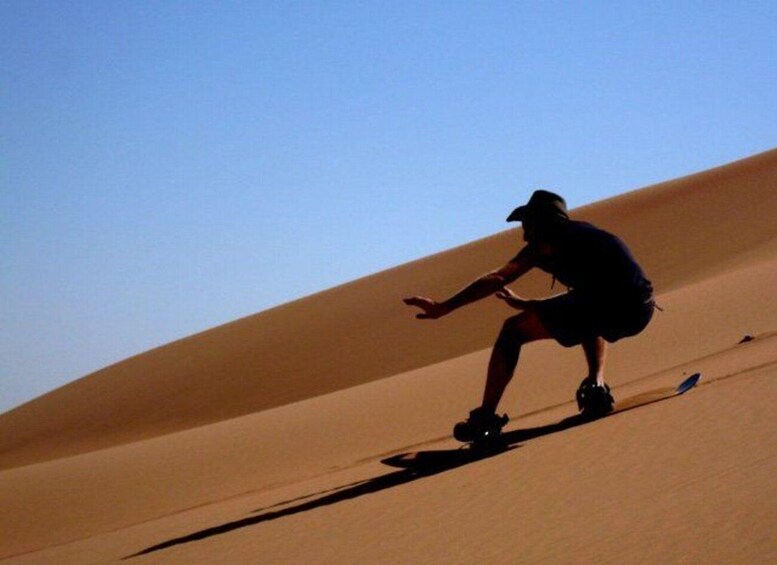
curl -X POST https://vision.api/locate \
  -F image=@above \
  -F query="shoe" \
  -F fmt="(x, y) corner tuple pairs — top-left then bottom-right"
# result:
(453, 407), (509, 443)
(576, 380), (614, 418)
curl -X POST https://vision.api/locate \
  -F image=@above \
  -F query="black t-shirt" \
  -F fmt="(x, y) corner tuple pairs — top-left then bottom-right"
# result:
(515, 220), (653, 303)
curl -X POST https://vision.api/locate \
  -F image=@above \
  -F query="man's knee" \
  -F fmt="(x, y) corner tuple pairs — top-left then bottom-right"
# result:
(499, 313), (531, 344)
(498, 311), (549, 345)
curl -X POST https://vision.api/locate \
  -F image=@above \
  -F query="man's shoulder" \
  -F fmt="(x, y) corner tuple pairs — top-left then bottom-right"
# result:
(512, 243), (536, 262)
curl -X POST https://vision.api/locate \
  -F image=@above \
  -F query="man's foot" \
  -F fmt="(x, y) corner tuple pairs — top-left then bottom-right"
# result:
(453, 407), (509, 443)
(576, 380), (615, 418)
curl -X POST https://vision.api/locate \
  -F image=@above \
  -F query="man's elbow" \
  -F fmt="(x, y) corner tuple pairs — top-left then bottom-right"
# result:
(484, 271), (509, 287)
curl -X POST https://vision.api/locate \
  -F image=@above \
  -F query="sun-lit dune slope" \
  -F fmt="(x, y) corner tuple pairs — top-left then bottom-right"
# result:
(2, 149), (777, 469)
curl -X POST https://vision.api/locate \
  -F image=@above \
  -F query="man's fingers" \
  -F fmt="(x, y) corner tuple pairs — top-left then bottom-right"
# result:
(404, 296), (443, 319)
(404, 296), (435, 310)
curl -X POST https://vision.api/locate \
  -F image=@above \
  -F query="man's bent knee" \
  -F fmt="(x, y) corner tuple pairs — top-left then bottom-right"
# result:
(499, 311), (550, 345)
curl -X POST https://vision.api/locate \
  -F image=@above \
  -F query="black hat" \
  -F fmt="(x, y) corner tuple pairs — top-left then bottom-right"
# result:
(507, 190), (569, 222)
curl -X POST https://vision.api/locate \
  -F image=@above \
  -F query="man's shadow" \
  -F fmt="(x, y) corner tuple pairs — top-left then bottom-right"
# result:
(125, 375), (698, 558)
(124, 413), (589, 559)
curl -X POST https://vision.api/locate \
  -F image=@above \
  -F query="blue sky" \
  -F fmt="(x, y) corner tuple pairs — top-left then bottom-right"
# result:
(2, 1), (775, 412)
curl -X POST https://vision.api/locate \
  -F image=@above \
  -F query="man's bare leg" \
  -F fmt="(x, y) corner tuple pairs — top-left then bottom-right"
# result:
(481, 309), (552, 413)
(582, 336), (607, 387)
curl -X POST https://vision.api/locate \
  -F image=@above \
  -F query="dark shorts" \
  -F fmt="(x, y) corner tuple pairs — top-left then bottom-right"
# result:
(535, 291), (654, 347)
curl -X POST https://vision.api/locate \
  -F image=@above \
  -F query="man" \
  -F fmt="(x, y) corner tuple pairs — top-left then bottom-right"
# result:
(404, 190), (655, 442)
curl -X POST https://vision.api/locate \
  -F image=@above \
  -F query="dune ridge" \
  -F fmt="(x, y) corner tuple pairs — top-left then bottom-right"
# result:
(2, 149), (776, 471)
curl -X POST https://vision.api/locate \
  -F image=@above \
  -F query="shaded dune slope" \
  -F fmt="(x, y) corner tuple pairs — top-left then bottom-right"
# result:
(2, 148), (776, 469)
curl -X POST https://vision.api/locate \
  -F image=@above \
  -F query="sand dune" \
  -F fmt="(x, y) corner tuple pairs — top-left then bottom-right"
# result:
(1, 149), (776, 563)
(2, 149), (777, 470)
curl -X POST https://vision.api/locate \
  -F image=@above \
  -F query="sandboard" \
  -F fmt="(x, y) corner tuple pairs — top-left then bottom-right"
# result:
(383, 373), (702, 473)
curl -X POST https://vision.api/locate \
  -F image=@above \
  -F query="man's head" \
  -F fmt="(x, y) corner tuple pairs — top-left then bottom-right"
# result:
(507, 190), (569, 244)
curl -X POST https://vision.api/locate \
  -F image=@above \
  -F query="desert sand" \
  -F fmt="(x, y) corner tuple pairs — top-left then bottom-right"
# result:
(1, 148), (776, 564)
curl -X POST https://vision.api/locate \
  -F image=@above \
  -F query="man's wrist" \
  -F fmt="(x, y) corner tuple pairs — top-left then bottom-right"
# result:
(438, 301), (454, 316)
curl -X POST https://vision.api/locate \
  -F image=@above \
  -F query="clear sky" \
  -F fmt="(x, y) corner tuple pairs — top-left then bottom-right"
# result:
(2, 1), (775, 412)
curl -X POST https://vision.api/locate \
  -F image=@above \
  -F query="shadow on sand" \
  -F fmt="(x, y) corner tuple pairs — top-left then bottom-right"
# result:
(127, 375), (703, 559)
(124, 412), (598, 559)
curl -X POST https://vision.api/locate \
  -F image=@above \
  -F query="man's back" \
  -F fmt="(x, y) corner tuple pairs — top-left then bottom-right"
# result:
(519, 220), (653, 301)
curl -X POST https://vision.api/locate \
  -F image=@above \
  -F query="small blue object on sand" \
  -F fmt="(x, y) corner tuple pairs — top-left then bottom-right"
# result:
(676, 372), (702, 395)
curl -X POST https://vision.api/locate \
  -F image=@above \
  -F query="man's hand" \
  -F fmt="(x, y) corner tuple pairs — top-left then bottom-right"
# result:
(495, 287), (533, 310)
(403, 296), (450, 320)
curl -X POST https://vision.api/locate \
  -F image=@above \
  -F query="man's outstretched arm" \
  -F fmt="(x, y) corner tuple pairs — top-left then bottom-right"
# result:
(404, 252), (533, 319)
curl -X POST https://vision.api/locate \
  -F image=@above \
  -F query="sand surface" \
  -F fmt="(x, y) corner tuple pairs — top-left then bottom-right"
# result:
(2, 149), (776, 564)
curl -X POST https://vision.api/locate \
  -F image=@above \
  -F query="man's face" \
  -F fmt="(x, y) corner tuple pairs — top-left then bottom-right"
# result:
(522, 216), (556, 255)
(522, 216), (538, 243)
